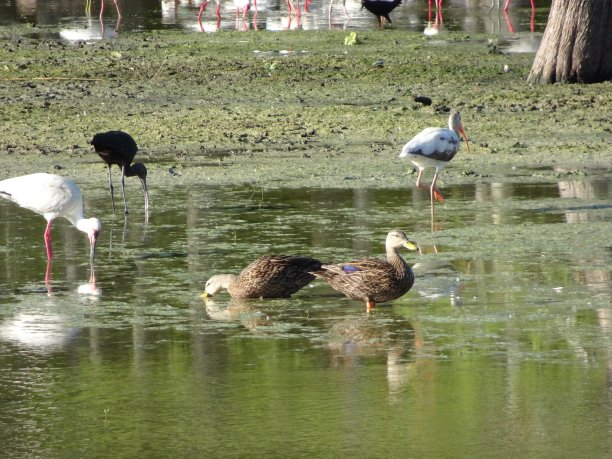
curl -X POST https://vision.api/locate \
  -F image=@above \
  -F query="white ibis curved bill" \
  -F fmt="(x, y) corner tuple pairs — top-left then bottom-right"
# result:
(0, 173), (102, 261)
(90, 130), (149, 215)
(399, 111), (470, 203)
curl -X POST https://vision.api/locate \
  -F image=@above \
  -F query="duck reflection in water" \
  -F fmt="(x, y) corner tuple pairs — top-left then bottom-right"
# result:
(326, 314), (416, 393)
(203, 297), (275, 335)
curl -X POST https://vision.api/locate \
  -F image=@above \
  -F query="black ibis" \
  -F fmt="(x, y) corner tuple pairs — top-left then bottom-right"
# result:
(361, 0), (402, 28)
(90, 130), (149, 215)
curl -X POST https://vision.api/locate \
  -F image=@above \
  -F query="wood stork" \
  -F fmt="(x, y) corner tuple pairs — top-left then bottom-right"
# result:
(399, 111), (470, 204)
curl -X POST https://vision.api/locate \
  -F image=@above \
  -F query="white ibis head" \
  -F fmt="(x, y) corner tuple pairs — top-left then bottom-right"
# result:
(449, 111), (470, 153)
(77, 217), (102, 261)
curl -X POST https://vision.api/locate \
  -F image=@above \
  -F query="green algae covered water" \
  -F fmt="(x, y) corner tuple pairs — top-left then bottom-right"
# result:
(1, 177), (610, 457)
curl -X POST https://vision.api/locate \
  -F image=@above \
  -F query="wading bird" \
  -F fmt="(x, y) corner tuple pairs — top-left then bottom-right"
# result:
(361, 0), (402, 28)
(311, 230), (417, 311)
(90, 130), (149, 215)
(203, 255), (322, 299)
(0, 173), (102, 261)
(399, 111), (470, 204)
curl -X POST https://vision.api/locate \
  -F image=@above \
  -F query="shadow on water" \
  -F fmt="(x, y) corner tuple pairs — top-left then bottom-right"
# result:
(0, 170), (610, 456)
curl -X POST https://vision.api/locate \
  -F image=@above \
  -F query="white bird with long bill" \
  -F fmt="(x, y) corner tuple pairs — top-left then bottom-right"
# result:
(0, 173), (102, 261)
(399, 111), (470, 203)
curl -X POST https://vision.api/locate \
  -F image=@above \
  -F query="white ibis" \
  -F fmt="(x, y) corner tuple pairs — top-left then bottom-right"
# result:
(0, 173), (102, 261)
(311, 230), (417, 311)
(90, 130), (149, 215)
(361, 0), (402, 28)
(399, 111), (470, 204)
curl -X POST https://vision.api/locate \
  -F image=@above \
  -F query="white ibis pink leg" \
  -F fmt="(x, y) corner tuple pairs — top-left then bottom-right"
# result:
(415, 168), (425, 189)
(44, 220), (54, 260)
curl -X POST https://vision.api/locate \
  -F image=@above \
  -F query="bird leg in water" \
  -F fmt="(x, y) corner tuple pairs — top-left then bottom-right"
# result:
(415, 168), (425, 188)
(44, 220), (54, 260)
(432, 188), (445, 203)
(430, 170), (445, 203)
(45, 259), (53, 295)
(140, 177), (149, 213)
(107, 165), (116, 213)
(120, 164), (129, 215)
(366, 299), (376, 311)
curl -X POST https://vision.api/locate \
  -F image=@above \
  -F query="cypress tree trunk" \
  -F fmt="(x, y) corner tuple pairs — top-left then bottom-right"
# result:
(527, 0), (612, 84)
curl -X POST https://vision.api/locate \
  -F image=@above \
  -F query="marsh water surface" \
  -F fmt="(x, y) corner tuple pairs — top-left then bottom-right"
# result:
(1, 172), (611, 457)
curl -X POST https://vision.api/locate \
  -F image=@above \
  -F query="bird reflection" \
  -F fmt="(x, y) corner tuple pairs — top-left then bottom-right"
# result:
(43, 260), (100, 299)
(98, 0), (123, 37)
(412, 254), (463, 308)
(327, 0), (352, 30)
(198, 0), (222, 31)
(326, 314), (415, 393)
(488, 0), (535, 33)
(204, 297), (273, 333)
(424, 0), (443, 35)
(107, 213), (149, 257)
(76, 263), (101, 299)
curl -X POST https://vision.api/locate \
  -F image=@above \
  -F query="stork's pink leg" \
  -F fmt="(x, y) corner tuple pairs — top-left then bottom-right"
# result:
(113, 0), (122, 18)
(503, 0), (510, 13)
(415, 168), (425, 188)
(198, 1), (209, 31)
(430, 170), (445, 203)
(44, 220), (54, 260)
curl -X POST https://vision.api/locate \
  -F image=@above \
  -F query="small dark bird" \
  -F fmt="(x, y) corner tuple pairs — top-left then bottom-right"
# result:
(203, 255), (323, 299)
(361, 0), (402, 28)
(90, 130), (149, 215)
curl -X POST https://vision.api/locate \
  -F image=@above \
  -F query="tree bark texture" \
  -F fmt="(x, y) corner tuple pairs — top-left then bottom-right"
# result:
(528, 0), (612, 84)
